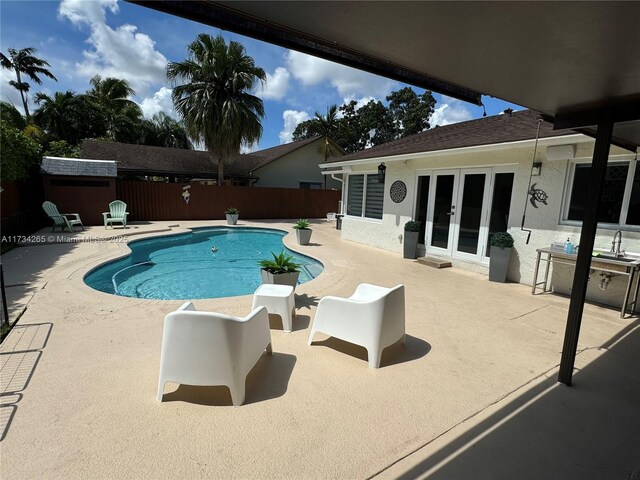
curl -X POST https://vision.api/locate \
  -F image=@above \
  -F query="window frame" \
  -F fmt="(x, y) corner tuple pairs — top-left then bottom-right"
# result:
(561, 154), (638, 229)
(344, 171), (385, 222)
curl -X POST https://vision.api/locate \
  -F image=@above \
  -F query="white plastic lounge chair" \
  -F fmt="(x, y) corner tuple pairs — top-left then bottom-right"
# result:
(308, 283), (405, 368)
(157, 302), (272, 406)
(42, 201), (84, 232)
(102, 200), (129, 228)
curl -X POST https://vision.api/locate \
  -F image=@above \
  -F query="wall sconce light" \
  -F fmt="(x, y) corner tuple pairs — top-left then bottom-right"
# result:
(378, 162), (386, 182)
(531, 162), (542, 176)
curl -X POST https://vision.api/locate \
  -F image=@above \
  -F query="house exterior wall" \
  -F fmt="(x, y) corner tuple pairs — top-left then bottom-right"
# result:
(254, 141), (342, 190)
(339, 137), (639, 310)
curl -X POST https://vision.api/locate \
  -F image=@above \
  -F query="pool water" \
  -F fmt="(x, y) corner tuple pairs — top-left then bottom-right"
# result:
(84, 227), (323, 300)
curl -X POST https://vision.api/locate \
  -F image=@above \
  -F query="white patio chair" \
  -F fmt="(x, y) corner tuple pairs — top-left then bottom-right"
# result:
(308, 283), (405, 368)
(157, 302), (272, 406)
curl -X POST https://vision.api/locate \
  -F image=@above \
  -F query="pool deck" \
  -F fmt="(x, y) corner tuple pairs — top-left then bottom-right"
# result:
(1, 219), (639, 479)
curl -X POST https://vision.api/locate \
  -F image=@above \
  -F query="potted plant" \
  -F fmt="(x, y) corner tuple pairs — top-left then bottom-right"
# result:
(489, 232), (514, 282)
(259, 251), (301, 287)
(403, 220), (421, 259)
(225, 207), (239, 225)
(293, 219), (312, 245)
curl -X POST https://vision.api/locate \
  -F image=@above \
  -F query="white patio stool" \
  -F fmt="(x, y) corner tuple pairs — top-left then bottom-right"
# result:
(252, 284), (296, 333)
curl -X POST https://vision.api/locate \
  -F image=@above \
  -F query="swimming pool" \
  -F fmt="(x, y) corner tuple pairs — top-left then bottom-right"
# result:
(84, 227), (323, 300)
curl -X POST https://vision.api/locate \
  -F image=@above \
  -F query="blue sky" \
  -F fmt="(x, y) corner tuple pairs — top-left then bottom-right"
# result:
(0, 0), (522, 151)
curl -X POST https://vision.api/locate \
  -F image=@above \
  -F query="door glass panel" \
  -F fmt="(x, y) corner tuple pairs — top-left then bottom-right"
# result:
(457, 174), (486, 254)
(431, 175), (454, 248)
(415, 176), (430, 243)
(486, 172), (515, 256)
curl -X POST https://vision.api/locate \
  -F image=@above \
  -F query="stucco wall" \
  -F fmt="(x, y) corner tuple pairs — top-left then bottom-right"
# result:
(254, 141), (341, 190)
(340, 137), (639, 310)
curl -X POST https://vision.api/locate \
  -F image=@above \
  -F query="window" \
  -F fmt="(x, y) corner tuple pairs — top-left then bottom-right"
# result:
(299, 181), (322, 189)
(346, 174), (384, 219)
(564, 159), (639, 227)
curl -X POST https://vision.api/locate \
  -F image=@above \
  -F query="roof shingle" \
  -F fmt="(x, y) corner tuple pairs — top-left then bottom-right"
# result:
(332, 110), (576, 163)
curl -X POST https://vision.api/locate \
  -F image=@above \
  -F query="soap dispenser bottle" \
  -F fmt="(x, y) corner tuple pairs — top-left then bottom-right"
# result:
(564, 237), (574, 254)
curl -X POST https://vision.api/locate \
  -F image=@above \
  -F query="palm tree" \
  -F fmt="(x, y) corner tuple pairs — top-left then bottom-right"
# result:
(151, 112), (191, 149)
(33, 91), (107, 145)
(86, 75), (143, 140)
(167, 33), (266, 184)
(0, 47), (57, 119)
(312, 105), (343, 188)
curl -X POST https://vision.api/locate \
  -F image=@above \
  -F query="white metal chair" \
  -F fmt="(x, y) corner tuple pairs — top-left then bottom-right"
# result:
(157, 302), (272, 406)
(308, 283), (405, 368)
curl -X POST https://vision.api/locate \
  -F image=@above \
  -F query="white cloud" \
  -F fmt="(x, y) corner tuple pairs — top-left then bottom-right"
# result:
(0, 68), (27, 114)
(279, 110), (309, 144)
(58, 0), (168, 95)
(430, 96), (473, 127)
(58, 0), (118, 26)
(139, 87), (175, 118)
(286, 50), (396, 99)
(240, 141), (260, 154)
(259, 67), (290, 101)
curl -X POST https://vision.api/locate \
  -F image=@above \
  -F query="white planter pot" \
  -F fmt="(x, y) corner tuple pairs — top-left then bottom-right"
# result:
(260, 269), (300, 288)
(295, 228), (312, 245)
(226, 214), (238, 225)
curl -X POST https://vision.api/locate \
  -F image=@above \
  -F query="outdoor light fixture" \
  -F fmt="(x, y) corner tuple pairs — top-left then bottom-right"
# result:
(531, 162), (542, 176)
(378, 162), (386, 182)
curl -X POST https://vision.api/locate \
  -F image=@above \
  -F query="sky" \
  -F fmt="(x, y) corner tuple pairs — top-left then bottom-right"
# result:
(0, 0), (523, 152)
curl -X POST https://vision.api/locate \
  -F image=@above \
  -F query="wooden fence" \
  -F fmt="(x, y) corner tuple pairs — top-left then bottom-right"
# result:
(116, 181), (342, 221)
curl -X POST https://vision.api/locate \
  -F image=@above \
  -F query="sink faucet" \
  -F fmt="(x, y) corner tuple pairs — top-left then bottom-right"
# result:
(611, 230), (623, 257)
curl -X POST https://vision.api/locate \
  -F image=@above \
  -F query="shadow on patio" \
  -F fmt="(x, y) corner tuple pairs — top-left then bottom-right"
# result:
(0, 323), (53, 441)
(390, 321), (640, 480)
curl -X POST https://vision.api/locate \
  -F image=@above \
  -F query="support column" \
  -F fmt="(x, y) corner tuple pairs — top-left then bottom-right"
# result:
(558, 111), (614, 385)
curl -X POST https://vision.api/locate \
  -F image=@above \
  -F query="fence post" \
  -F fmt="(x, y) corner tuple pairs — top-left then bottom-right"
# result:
(0, 264), (8, 327)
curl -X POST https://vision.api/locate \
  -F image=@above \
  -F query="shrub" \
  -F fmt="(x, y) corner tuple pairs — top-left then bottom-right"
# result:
(225, 207), (239, 215)
(490, 232), (514, 249)
(404, 220), (421, 232)
(293, 219), (311, 230)
(258, 251), (301, 274)
(0, 121), (41, 181)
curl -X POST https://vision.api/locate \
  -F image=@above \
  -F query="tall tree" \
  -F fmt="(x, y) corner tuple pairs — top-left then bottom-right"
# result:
(386, 87), (436, 138)
(167, 33), (266, 184)
(0, 47), (57, 119)
(33, 91), (107, 145)
(149, 112), (191, 149)
(86, 75), (143, 141)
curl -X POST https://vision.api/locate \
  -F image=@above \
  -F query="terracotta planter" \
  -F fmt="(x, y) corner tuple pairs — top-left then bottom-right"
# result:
(225, 214), (238, 225)
(295, 228), (312, 245)
(260, 269), (300, 288)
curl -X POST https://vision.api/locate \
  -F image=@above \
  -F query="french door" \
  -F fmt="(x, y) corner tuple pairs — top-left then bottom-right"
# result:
(425, 168), (493, 262)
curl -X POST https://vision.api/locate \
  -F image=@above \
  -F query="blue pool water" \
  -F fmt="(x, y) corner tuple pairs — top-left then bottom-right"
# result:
(84, 227), (323, 300)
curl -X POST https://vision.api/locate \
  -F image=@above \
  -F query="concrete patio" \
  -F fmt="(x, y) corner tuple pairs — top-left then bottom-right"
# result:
(1, 220), (638, 479)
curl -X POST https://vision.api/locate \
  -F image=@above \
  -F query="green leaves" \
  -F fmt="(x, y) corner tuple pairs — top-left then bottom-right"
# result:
(0, 121), (41, 181)
(291, 88), (436, 155)
(167, 34), (266, 183)
(258, 251), (301, 274)
(490, 232), (514, 249)
(293, 219), (311, 230)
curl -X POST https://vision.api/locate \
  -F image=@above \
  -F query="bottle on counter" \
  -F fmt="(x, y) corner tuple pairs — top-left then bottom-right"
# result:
(564, 237), (574, 254)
